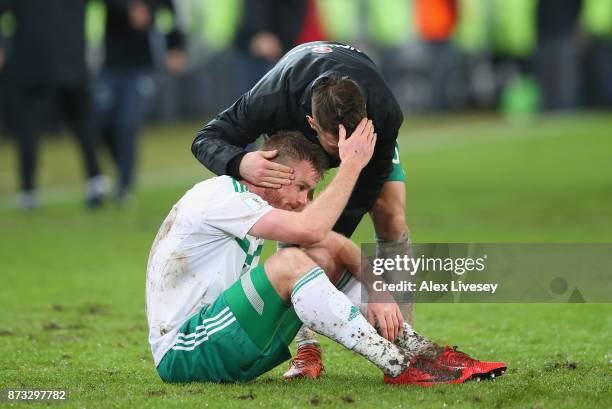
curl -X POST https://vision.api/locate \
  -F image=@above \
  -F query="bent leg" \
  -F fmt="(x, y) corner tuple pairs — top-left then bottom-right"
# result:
(370, 181), (408, 241)
(253, 248), (413, 377)
(370, 180), (414, 325)
(158, 258), (304, 383)
(273, 251), (411, 376)
(160, 248), (419, 383)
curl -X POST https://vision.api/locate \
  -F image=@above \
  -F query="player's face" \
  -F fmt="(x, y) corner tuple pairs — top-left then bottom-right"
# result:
(307, 115), (339, 157)
(318, 131), (339, 157)
(265, 160), (319, 211)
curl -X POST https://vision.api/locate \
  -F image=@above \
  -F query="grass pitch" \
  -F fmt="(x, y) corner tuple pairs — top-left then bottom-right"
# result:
(0, 113), (611, 408)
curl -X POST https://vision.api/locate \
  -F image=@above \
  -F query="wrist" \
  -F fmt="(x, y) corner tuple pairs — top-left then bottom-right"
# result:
(338, 160), (363, 175)
(227, 152), (247, 179)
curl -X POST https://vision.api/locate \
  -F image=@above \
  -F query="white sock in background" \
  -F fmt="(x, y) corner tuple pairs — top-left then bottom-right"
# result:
(294, 325), (319, 348)
(340, 275), (368, 314)
(291, 267), (411, 376)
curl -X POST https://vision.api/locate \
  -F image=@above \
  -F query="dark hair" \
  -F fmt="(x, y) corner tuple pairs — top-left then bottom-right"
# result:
(311, 75), (366, 137)
(261, 131), (328, 178)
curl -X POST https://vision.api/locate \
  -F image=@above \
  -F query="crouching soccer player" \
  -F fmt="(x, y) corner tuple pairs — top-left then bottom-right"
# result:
(146, 124), (506, 385)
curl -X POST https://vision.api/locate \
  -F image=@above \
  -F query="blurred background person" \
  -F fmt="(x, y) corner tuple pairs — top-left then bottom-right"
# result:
(581, 0), (612, 108)
(0, 0), (107, 210)
(94, 0), (186, 205)
(415, 0), (458, 111)
(233, 0), (327, 91)
(535, 0), (583, 111)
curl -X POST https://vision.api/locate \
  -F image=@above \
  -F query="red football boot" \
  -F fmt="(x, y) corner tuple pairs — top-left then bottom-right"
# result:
(384, 356), (474, 387)
(283, 344), (325, 380)
(438, 346), (507, 380)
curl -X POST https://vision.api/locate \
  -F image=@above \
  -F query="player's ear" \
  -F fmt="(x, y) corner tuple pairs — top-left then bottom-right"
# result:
(306, 115), (317, 131)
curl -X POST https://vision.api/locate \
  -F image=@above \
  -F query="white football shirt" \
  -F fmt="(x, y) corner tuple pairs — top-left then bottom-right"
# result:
(146, 176), (273, 365)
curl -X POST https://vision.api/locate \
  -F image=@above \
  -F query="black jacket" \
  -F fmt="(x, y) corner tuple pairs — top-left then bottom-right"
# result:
(192, 41), (404, 236)
(0, 0), (88, 84)
(103, 0), (185, 70)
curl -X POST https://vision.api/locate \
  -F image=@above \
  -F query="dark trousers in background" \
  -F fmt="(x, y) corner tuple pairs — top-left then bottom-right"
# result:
(94, 69), (155, 197)
(590, 38), (612, 106)
(6, 81), (101, 192)
(235, 49), (274, 94)
(535, 35), (580, 110)
(426, 40), (458, 111)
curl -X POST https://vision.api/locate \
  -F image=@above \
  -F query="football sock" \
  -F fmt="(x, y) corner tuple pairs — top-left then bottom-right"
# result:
(338, 274), (367, 312)
(295, 325), (320, 348)
(291, 267), (410, 376)
(395, 322), (445, 360)
(376, 233), (414, 324)
(295, 270), (363, 349)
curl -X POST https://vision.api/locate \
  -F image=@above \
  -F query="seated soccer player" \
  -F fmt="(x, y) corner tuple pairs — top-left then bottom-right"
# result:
(282, 233), (506, 383)
(146, 122), (506, 385)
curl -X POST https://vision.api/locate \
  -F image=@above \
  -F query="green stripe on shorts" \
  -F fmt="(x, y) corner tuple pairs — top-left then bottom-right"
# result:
(157, 291), (296, 383)
(225, 265), (301, 351)
(387, 142), (406, 182)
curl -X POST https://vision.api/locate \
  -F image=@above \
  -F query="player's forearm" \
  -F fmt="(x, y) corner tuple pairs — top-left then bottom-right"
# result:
(311, 232), (384, 295)
(191, 127), (245, 176)
(327, 233), (385, 294)
(335, 235), (377, 290)
(192, 96), (262, 177)
(337, 236), (362, 277)
(297, 163), (362, 243)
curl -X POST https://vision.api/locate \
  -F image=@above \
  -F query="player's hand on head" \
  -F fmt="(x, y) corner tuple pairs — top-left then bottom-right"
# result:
(338, 118), (376, 170)
(240, 150), (294, 189)
(367, 301), (403, 343)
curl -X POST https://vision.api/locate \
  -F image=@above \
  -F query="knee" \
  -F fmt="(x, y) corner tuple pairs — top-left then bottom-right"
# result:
(265, 248), (317, 282)
(264, 248), (318, 300)
(304, 247), (342, 282)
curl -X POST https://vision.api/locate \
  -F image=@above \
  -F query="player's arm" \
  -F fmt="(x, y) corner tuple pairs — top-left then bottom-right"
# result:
(249, 120), (376, 246)
(333, 109), (402, 236)
(191, 84), (294, 189)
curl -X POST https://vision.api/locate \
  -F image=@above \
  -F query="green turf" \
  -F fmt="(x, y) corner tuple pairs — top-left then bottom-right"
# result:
(0, 114), (611, 408)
